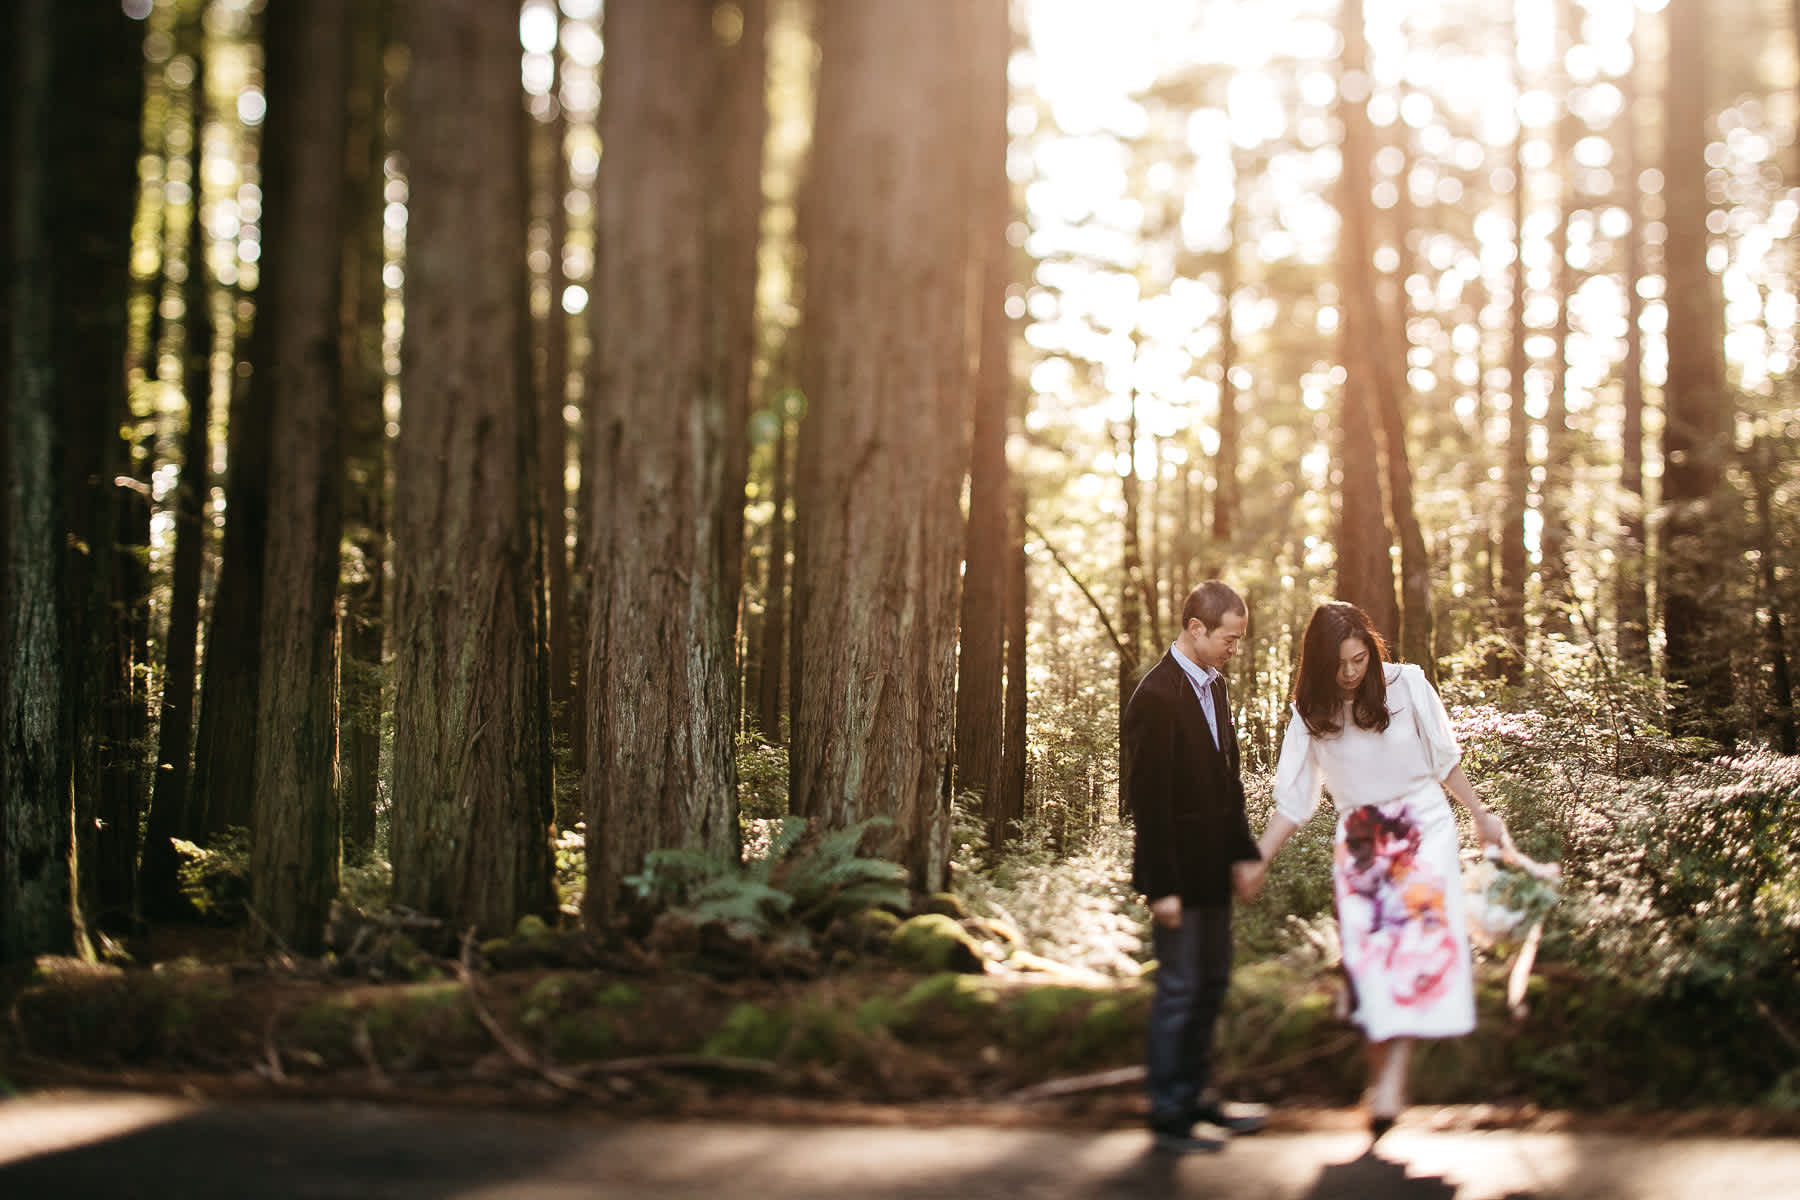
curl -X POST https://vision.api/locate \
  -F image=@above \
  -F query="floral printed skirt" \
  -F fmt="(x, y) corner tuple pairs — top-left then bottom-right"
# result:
(1333, 783), (1476, 1041)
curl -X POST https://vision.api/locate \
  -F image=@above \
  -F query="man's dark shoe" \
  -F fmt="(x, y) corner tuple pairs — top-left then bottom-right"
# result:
(1149, 1124), (1226, 1154)
(1190, 1100), (1269, 1136)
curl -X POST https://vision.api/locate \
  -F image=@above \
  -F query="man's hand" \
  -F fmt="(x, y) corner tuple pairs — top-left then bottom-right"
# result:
(1149, 894), (1183, 929)
(1232, 859), (1267, 902)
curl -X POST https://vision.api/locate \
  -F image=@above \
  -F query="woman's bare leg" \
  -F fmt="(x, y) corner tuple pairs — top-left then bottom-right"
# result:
(1368, 1037), (1412, 1118)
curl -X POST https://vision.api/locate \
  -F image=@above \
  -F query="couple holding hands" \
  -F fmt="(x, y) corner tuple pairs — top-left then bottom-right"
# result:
(1127, 581), (1512, 1153)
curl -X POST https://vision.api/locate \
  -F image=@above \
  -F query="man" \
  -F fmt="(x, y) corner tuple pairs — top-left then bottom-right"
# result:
(1125, 580), (1268, 1152)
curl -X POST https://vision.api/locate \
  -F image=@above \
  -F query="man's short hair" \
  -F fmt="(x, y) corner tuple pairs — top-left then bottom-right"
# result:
(1182, 580), (1246, 631)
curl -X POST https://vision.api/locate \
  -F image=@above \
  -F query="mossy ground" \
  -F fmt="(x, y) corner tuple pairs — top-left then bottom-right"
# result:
(2, 921), (1796, 1135)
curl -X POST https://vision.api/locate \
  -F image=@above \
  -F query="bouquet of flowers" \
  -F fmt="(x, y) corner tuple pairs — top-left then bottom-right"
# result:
(1463, 843), (1561, 949)
(1463, 841), (1562, 1019)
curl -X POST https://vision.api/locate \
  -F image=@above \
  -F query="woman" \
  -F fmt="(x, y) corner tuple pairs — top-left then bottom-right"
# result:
(1236, 601), (1507, 1139)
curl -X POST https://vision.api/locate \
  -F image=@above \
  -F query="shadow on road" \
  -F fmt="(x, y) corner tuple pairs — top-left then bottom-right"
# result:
(0, 1099), (595, 1200)
(1298, 1146), (1542, 1200)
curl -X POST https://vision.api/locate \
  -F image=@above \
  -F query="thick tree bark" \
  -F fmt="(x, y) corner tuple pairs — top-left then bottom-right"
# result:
(392, 0), (554, 935)
(48, 0), (143, 932)
(338, 0), (392, 864)
(3, 0), (83, 962)
(583, 0), (763, 920)
(957, 0), (1012, 847)
(1333, 0), (1398, 643)
(1660, 0), (1735, 739)
(249, 0), (354, 955)
(791, 0), (976, 891)
(1615, 13), (1652, 672)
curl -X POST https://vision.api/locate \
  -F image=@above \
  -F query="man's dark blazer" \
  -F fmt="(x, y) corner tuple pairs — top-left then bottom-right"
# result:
(1126, 649), (1260, 907)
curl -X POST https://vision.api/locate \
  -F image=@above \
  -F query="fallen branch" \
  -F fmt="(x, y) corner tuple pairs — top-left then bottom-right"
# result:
(1755, 998), (1800, 1054)
(1006, 1065), (1143, 1102)
(454, 928), (594, 1097)
(569, 1053), (787, 1080)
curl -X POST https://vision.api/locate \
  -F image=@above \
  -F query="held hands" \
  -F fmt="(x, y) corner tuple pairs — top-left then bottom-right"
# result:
(1232, 858), (1268, 902)
(1149, 894), (1184, 929)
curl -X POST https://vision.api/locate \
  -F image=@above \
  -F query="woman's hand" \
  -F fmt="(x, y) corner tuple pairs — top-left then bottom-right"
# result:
(1232, 859), (1268, 902)
(1472, 808), (1508, 851)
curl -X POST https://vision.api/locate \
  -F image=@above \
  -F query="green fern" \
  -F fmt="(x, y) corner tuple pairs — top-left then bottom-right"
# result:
(624, 814), (912, 948)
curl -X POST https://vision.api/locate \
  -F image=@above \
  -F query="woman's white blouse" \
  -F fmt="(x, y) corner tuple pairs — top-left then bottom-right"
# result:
(1272, 662), (1463, 824)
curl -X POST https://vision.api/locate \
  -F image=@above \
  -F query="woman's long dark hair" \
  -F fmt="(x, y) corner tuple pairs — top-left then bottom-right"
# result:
(1292, 601), (1392, 737)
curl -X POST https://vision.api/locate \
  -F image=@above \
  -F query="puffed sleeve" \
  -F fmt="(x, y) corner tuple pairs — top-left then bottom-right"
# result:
(1272, 709), (1324, 824)
(1404, 663), (1463, 780)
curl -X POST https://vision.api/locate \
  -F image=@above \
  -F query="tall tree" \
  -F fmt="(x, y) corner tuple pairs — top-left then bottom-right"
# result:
(1538, 0), (1582, 634)
(582, 0), (765, 919)
(248, 0), (354, 955)
(1750, 438), (1796, 754)
(1496, 24), (1531, 680)
(791, 0), (977, 890)
(1333, 0), (1398, 641)
(191, 67), (275, 845)
(996, 490), (1030, 851)
(1376, 116), (1433, 672)
(1614, 11), (1652, 671)
(3, 0), (81, 962)
(1115, 393), (1146, 820)
(537, 23), (575, 791)
(956, 0), (1013, 846)
(391, 0), (554, 934)
(1213, 201), (1242, 545)
(140, 131), (215, 919)
(1660, 0), (1735, 737)
(338, 0), (393, 863)
(755, 391), (792, 742)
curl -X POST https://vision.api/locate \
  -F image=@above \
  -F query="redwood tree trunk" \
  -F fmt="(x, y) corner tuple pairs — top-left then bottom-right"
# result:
(538, 32), (574, 804)
(1333, 0), (1398, 643)
(997, 489), (1030, 849)
(581, 0), (761, 919)
(756, 401), (791, 742)
(958, 0), (1012, 845)
(250, 0), (353, 955)
(790, 0), (976, 891)
(1615, 11), (1651, 671)
(338, 0), (391, 864)
(391, 0), (554, 935)
(1660, 0), (1735, 739)
(3, 0), (81, 961)
(1496, 28), (1531, 680)
(1539, 0), (1580, 633)
(141, 177), (214, 919)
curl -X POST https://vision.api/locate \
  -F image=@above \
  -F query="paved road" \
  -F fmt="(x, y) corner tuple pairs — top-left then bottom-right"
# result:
(3, 1090), (1798, 1199)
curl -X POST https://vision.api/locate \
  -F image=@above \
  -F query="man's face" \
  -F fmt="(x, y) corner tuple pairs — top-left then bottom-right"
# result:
(1184, 609), (1247, 672)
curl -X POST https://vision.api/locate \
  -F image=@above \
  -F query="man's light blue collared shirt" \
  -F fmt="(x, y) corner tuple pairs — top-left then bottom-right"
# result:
(1170, 642), (1223, 749)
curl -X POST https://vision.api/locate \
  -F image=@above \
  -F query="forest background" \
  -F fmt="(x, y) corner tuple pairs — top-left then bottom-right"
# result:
(3, 0), (1799, 1112)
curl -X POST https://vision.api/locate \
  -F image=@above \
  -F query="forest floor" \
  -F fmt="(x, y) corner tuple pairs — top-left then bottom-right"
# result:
(4, 920), (1799, 1143)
